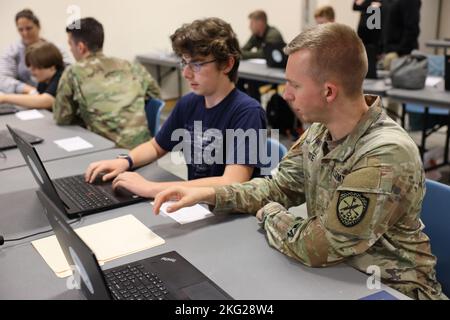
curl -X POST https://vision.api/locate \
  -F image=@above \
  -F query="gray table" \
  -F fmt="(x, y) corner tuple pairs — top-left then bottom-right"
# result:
(238, 61), (391, 96)
(0, 157), (408, 299)
(0, 148), (182, 244)
(0, 109), (115, 171)
(425, 40), (450, 50)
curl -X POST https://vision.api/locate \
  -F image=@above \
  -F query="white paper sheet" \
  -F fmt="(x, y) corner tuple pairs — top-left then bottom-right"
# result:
(425, 76), (443, 88)
(153, 201), (213, 224)
(54, 136), (93, 152)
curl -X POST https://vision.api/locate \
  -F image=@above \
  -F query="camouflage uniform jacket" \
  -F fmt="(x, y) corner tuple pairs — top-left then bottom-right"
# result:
(214, 95), (447, 300)
(53, 52), (161, 149)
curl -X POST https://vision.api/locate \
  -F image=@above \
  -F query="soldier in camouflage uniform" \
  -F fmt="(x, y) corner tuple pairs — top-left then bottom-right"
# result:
(53, 17), (160, 149)
(153, 23), (448, 300)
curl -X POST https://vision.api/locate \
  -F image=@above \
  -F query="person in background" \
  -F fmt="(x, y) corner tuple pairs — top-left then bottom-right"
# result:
(353, 0), (382, 54)
(241, 10), (285, 60)
(381, 0), (421, 70)
(0, 9), (70, 94)
(0, 41), (64, 109)
(53, 17), (161, 149)
(314, 6), (335, 24)
(84, 18), (266, 199)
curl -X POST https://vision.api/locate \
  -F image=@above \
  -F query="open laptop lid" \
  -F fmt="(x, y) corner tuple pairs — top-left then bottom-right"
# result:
(36, 190), (112, 300)
(263, 42), (288, 69)
(7, 125), (66, 213)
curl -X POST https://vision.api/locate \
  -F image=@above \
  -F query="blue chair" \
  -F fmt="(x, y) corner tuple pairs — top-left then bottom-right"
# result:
(421, 179), (450, 296)
(263, 138), (288, 175)
(144, 98), (165, 136)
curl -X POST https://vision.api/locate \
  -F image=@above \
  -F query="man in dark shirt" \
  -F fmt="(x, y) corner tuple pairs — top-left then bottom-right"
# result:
(241, 10), (285, 60)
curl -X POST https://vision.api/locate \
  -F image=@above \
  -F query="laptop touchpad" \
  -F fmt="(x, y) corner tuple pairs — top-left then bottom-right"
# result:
(181, 281), (229, 300)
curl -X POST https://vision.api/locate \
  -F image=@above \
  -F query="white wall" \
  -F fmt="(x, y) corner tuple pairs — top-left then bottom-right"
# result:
(0, 0), (304, 61)
(2, 0), (449, 60)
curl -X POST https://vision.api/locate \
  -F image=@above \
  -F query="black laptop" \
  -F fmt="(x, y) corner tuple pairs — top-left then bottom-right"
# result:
(8, 125), (144, 218)
(0, 128), (43, 151)
(263, 42), (288, 69)
(0, 104), (20, 115)
(36, 190), (233, 300)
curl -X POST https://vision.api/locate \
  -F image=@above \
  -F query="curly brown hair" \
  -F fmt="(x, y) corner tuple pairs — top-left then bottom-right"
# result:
(170, 17), (241, 83)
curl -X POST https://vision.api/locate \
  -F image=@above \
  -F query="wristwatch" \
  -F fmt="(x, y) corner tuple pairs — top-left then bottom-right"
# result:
(117, 154), (134, 171)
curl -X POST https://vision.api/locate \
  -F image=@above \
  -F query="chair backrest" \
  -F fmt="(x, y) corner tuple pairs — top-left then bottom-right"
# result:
(144, 98), (165, 136)
(421, 179), (450, 296)
(263, 138), (288, 175)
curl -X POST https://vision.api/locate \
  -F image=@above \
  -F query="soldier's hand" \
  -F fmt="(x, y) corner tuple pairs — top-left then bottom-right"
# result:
(85, 159), (129, 183)
(153, 186), (216, 215)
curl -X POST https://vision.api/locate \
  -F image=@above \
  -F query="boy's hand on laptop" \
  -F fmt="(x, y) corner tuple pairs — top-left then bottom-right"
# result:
(85, 159), (129, 183)
(112, 172), (156, 198)
(153, 186), (216, 215)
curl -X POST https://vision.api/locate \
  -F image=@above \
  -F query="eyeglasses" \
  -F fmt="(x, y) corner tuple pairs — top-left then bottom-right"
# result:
(179, 59), (217, 73)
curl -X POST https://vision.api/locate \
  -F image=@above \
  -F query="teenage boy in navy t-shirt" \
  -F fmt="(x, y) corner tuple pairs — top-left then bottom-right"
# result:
(84, 17), (267, 198)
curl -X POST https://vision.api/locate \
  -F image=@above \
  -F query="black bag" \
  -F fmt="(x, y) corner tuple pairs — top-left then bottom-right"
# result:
(266, 93), (296, 135)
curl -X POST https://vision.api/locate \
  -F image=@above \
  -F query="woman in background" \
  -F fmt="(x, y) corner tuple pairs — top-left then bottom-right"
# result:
(0, 41), (65, 109)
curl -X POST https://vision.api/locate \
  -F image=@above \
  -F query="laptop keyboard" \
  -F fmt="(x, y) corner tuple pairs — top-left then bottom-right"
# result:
(53, 175), (118, 210)
(104, 264), (170, 300)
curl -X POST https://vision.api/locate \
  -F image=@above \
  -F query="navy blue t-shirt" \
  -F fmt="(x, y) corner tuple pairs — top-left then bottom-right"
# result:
(156, 88), (267, 180)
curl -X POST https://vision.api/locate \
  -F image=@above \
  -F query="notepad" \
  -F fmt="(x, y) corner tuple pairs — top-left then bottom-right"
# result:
(153, 201), (213, 224)
(15, 109), (44, 120)
(32, 215), (165, 278)
(54, 136), (93, 152)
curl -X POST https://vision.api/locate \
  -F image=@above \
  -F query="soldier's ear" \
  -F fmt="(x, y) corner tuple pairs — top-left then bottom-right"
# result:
(324, 82), (338, 103)
(78, 41), (89, 54)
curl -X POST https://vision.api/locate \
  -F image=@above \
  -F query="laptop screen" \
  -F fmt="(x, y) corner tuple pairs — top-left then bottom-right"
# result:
(7, 125), (66, 213)
(36, 190), (112, 300)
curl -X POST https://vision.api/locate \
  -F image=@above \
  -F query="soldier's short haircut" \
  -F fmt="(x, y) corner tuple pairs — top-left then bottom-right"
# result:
(248, 10), (267, 24)
(66, 17), (104, 53)
(25, 41), (64, 70)
(170, 17), (241, 83)
(314, 6), (335, 21)
(284, 23), (368, 98)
